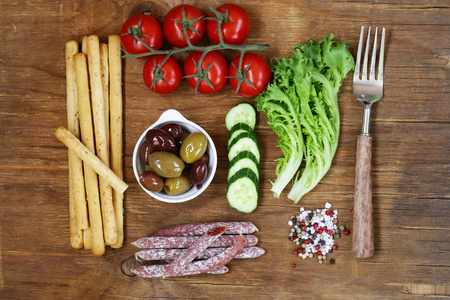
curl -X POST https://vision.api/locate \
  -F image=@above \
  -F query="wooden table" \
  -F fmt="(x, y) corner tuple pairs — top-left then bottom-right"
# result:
(1, 0), (449, 298)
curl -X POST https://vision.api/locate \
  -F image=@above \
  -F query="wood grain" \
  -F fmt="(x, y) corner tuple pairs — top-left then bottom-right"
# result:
(0, 0), (449, 298)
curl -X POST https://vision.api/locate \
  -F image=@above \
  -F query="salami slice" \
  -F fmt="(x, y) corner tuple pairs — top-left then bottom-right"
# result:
(132, 234), (258, 249)
(136, 247), (265, 261)
(149, 222), (258, 237)
(164, 226), (227, 277)
(133, 235), (246, 278)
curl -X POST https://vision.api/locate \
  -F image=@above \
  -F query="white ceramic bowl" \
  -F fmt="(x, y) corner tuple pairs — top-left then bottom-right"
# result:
(132, 109), (217, 203)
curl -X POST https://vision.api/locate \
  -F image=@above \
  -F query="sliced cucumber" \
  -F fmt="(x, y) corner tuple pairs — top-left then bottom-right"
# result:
(228, 133), (260, 163)
(227, 122), (254, 149)
(227, 151), (259, 182)
(227, 168), (259, 213)
(225, 102), (257, 131)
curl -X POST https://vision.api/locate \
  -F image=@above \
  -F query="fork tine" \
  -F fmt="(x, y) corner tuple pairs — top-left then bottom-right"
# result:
(369, 27), (378, 81)
(354, 26), (365, 81)
(378, 27), (386, 81)
(361, 26), (371, 80)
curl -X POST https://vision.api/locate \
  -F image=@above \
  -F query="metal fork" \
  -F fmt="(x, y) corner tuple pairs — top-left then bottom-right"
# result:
(352, 26), (386, 259)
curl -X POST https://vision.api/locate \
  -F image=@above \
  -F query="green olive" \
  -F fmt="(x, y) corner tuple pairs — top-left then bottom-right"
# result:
(164, 173), (192, 195)
(180, 132), (208, 164)
(148, 151), (185, 178)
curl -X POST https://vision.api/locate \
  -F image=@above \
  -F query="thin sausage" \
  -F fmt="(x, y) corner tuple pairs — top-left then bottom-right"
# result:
(136, 247), (265, 261)
(133, 235), (245, 278)
(164, 226), (227, 277)
(149, 222), (258, 237)
(132, 234), (258, 249)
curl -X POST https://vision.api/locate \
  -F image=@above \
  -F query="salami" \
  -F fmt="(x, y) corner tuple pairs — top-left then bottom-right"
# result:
(136, 246), (265, 261)
(164, 226), (227, 277)
(149, 222), (258, 237)
(132, 234), (258, 249)
(133, 235), (246, 278)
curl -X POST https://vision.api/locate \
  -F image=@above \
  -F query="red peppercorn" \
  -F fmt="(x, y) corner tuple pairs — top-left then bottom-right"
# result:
(350, 209), (354, 215)
(292, 263), (297, 268)
(343, 229), (350, 236)
(317, 228), (323, 234)
(297, 247), (303, 254)
(301, 225), (307, 231)
(313, 223), (319, 230)
(332, 244), (338, 250)
(300, 221), (305, 226)
(305, 239), (311, 244)
(317, 250), (322, 255)
(323, 226), (328, 231)
(315, 245), (320, 250)
(293, 249), (298, 255)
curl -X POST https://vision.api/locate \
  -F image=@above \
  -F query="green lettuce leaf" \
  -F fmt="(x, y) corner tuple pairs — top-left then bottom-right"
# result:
(255, 34), (354, 202)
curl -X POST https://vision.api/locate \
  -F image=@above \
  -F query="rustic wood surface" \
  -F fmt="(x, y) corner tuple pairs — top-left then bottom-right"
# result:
(1, 0), (449, 298)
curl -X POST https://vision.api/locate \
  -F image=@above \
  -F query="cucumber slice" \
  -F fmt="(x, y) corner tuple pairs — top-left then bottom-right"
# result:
(227, 122), (254, 149)
(228, 133), (260, 163)
(227, 129), (258, 151)
(227, 168), (259, 213)
(225, 102), (257, 131)
(228, 151), (259, 182)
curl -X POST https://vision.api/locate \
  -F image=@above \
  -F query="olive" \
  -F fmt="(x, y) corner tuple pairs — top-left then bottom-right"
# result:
(164, 173), (192, 195)
(145, 129), (176, 151)
(139, 141), (156, 165)
(180, 132), (208, 164)
(159, 123), (183, 140)
(189, 161), (208, 186)
(148, 151), (185, 178)
(139, 171), (164, 192)
(197, 154), (209, 165)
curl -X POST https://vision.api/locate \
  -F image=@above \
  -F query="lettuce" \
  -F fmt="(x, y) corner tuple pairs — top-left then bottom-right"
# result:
(255, 35), (354, 202)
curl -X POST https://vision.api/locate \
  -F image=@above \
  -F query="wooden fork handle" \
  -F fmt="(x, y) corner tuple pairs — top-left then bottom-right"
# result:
(353, 134), (374, 259)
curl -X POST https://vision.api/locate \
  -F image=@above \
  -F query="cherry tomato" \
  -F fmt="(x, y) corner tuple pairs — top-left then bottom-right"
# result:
(229, 53), (271, 97)
(163, 5), (205, 48)
(206, 4), (250, 45)
(184, 51), (228, 94)
(143, 55), (182, 94)
(120, 15), (163, 57)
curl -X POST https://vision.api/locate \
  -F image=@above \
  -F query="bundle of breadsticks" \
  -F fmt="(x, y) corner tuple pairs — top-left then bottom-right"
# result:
(55, 35), (127, 256)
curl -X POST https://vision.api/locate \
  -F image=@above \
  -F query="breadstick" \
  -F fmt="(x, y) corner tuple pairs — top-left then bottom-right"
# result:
(100, 43), (110, 150)
(87, 35), (117, 245)
(68, 161), (83, 249)
(83, 228), (92, 250)
(55, 126), (128, 194)
(72, 53), (105, 256)
(108, 35), (124, 249)
(82, 36), (87, 54)
(66, 40), (89, 231)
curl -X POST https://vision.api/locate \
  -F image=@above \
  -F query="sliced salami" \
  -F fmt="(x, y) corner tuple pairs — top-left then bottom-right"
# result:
(132, 234), (258, 249)
(133, 235), (246, 278)
(164, 226), (227, 277)
(149, 222), (258, 237)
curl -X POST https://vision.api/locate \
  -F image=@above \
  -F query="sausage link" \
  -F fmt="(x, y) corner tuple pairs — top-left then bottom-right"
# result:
(133, 235), (245, 278)
(132, 265), (228, 278)
(149, 222), (258, 237)
(132, 234), (258, 249)
(136, 246), (265, 261)
(164, 226), (227, 277)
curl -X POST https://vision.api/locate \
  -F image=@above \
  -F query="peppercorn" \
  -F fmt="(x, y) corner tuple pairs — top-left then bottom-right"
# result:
(318, 260), (323, 264)
(343, 229), (350, 236)
(308, 253), (313, 258)
(318, 255), (323, 260)
(332, 244), (338, 250)
(322, 255), (327, 260)
(340, 225), (346, 231)
(330, 259), (335, 265)
(292, 263), (296, 268)
(334, 234), (340, 239)
(293, 249), (298, 255)
(350, 209), (354, 215)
